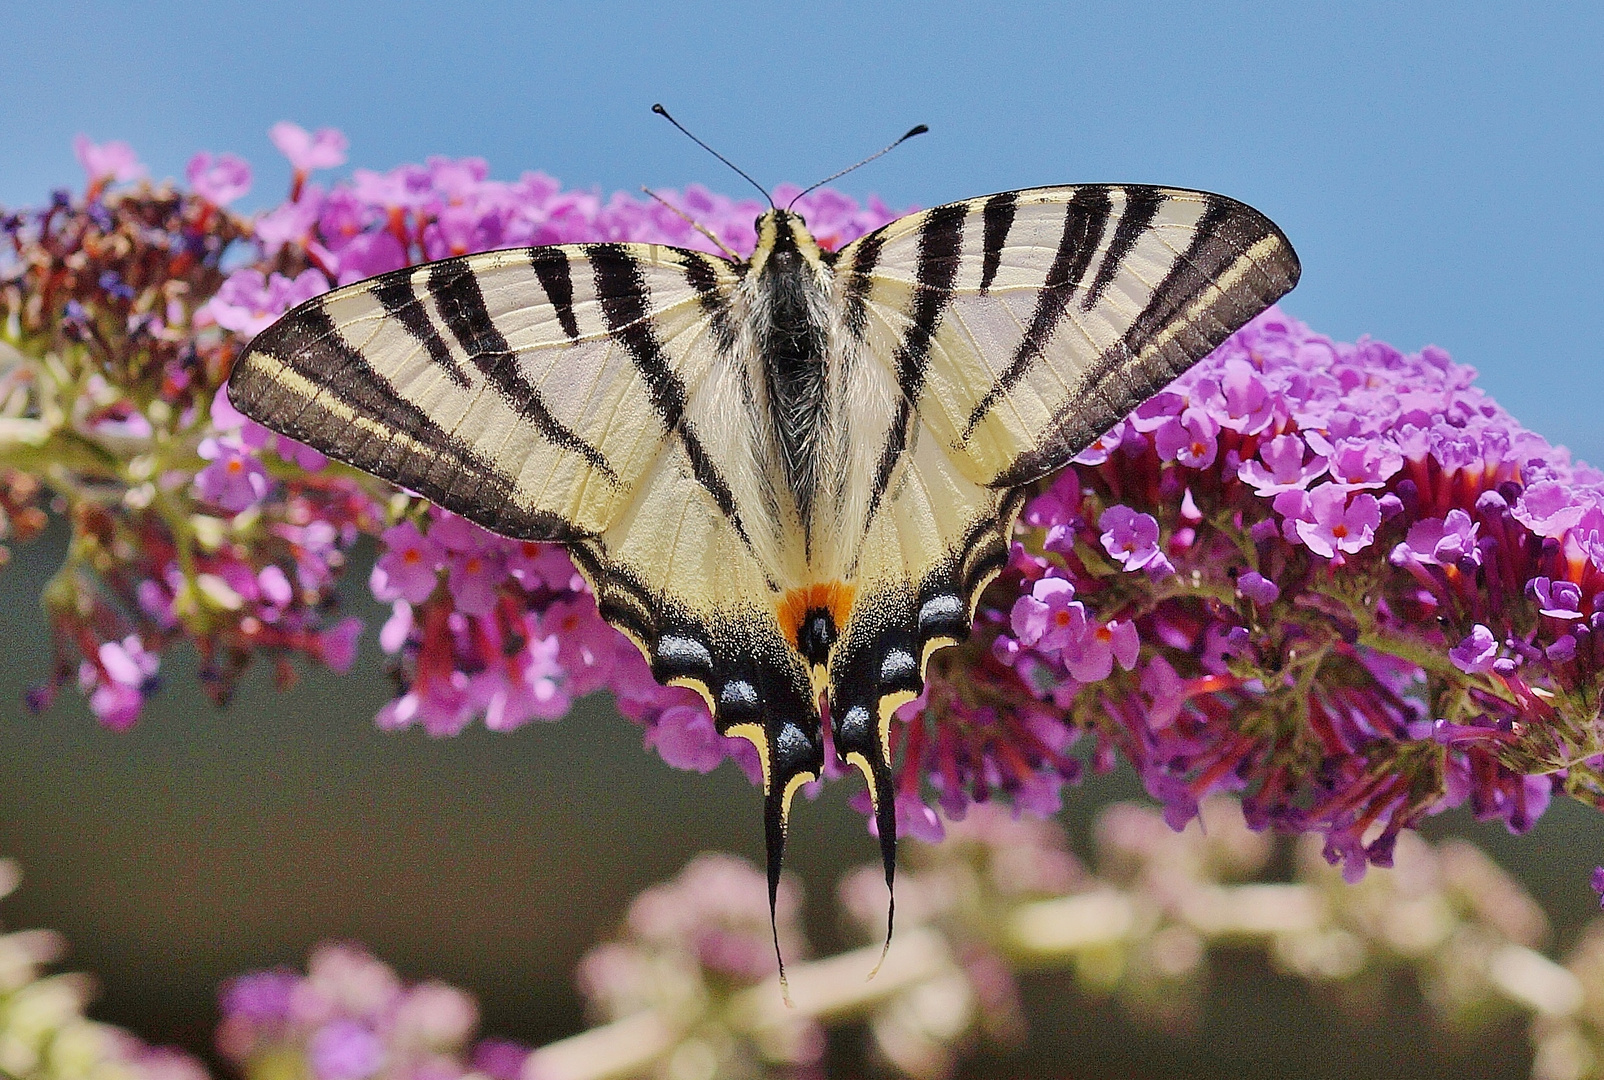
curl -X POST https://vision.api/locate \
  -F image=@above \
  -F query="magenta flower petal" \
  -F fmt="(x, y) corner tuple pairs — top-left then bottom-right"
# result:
(371, 522), (443, 605)
(270, 122), (350, 173)
(186, 151), (252, 206)
(194, 438), (273, 512)
(72, 135), (145, 184)
(1449, 624), (1498, 674)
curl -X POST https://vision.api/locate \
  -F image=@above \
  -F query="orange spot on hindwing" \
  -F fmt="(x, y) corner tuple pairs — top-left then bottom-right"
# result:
(777, 581), (857, 667)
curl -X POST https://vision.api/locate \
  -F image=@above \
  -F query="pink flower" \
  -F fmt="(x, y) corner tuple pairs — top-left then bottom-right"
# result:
(540, 597), (624, 698)
(186, 152), (252, 206)
(376, 677), (472, 737)
(1279, 484), (1381, 558)
(1397, 510), (1481, 568)
(644, 704), (736, 773)
(351, 166), (434, 212)
(1514, 480), (1589, 538)
(255, 191), (324, 254)
(1237, 571), (1280, 604)
(1206, 357), (1277, 434)
(1154, 407), (1220, 469)
(1060, 618), (1140, 683)
(1072, 424), (1123, 465)
(80, 636), (159, 730)
(480, 632), (568, 730)
(204, 268), (328, 337)
(100, 635), (158, 687)
(379, 602), (414, 654)
(1318, 436), (1403, 491)
(1449, 625), (1498, 674)
(1238, 434), (1327, 495)
(507, 542), (582, 592)
(324, 230), (409, 285)
(446, 546), (508, 617)
(1011, 577), (1081, 652)
(258, 565), (293, 607)
(72, 135), (145, 185)
(371, 522), (443, 605)
(270, 122), (349, 173)
(194, 438), (273, 512)
(1098, 505), (1165, 572)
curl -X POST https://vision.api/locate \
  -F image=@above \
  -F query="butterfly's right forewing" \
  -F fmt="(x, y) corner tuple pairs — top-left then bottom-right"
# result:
(843, 185), (1300, 490)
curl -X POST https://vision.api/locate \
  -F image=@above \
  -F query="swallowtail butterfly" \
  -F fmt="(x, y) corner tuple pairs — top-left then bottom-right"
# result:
(228, 147), (1299, 972)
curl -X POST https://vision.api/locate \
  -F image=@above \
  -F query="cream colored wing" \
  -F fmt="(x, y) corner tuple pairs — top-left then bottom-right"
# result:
(228, 242), (745, 541)
(834, 185), (1301, 491)
(815, 186), (1297, 903)
(228, 239), (829, 896)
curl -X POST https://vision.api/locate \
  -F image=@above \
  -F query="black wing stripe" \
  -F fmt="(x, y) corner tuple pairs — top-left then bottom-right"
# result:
(978, 191), (1017, 294)
(1080, 186), (1164, 312)
(426, 258), (620, 485)
(864, 202), (968, 526)
(842, 230), (884, 341)
(587, 243), (754, 548)
(528, 247), (582, 341)
(682, 252), (738, 358)
(369, 272), (473, 388)
(1112, 196), (1239, 366)
(993, 198), (1297, 487)
(232, 303), (581, 542)
(960, 187), (1113, 440)
(570, 543), (661, 645)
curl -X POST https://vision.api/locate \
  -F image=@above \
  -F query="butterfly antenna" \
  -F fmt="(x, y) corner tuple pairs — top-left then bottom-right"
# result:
(652, 103), (773, 208)
(789, 124), (929, 209)
(641, 187), (742, 260)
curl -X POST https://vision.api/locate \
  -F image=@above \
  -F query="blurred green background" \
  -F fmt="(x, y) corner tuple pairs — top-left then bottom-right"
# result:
(4, 519), (1603, 1078)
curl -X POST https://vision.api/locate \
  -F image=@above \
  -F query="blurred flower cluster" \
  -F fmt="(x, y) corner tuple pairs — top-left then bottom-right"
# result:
(6, 798), (1604, 1079)
(520, 800), (1604, 1080)
(6, 128), (1604, 886)
(0, 859), (206, 1080)
(0, 134), (372, 724)
(216, 941), (525, 1080)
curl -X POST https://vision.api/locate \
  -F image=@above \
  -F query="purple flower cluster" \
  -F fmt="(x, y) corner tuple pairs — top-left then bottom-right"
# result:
(568, 853), (821, 1077)
(899, 312), (1604, 879)
(3, 137), (377, 727)
(11, 127), (1604, 886)
(217, 942), (525, 1080)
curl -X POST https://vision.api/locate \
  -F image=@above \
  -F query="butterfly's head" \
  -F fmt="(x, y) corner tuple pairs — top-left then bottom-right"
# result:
(750, 208), (825, 276)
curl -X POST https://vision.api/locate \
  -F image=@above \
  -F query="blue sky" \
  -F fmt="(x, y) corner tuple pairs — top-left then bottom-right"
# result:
(6, 1), (1601, 463)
